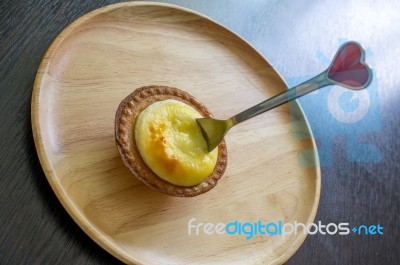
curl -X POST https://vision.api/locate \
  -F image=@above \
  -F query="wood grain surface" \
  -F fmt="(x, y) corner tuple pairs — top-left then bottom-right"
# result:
(1, 0), (399, 265)
(31, 3), (319, 264)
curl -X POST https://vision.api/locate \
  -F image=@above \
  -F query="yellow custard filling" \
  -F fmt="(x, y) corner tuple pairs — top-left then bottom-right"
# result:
(135, 100), (218, 186)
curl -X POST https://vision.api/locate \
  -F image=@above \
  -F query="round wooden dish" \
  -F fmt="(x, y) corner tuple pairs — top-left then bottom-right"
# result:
(32, 2), (320, 265)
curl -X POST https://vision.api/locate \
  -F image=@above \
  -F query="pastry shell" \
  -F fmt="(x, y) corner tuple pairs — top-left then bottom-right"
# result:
(115, 85), (228, 197)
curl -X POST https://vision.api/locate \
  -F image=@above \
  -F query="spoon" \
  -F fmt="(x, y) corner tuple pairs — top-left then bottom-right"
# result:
(197, 41), (373, 152)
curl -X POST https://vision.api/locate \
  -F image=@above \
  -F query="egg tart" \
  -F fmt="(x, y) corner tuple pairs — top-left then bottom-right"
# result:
(115, 85), (227, 197)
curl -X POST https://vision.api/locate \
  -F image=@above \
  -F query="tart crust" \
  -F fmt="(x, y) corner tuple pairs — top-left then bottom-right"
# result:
(115, 85), (228, 197)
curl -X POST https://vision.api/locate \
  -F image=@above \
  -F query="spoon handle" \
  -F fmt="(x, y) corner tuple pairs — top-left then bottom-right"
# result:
(231, 41), (373, 125)
(232, 71), (331, 125)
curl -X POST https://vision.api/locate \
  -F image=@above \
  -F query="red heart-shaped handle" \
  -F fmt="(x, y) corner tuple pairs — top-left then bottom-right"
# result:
(327, 42), (372, 89)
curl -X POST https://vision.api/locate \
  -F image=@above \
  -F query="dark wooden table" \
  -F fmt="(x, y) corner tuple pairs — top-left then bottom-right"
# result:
(1, 0), (399, 264)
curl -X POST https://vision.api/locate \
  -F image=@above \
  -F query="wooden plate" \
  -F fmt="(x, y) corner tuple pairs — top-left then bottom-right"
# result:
(32, 2), (320, 264)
